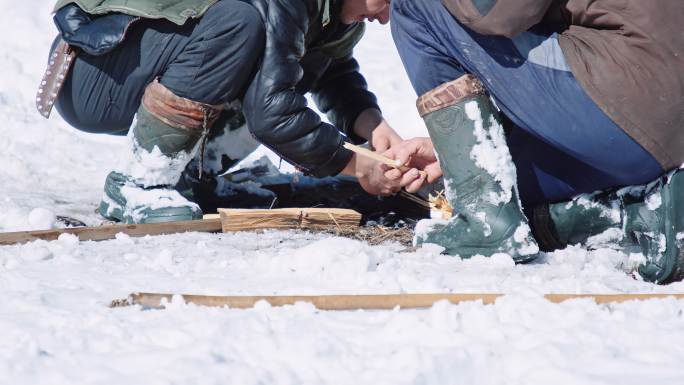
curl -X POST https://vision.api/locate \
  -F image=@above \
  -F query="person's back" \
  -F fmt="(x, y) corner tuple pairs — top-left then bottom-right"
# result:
(389, 0), (684, 283)
(441, 0), (684, 170)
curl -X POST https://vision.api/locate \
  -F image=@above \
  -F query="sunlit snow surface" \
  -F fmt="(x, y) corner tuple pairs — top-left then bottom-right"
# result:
(1, 2), (684, 384)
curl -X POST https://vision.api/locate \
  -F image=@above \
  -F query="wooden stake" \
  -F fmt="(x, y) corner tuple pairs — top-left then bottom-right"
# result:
(343, 143), (427, 178)
(218, 208), (361, 232)
(116, 292), (684, 310)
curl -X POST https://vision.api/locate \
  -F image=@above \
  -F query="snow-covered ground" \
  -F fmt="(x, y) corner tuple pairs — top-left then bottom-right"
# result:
(2, 1), (684, 384)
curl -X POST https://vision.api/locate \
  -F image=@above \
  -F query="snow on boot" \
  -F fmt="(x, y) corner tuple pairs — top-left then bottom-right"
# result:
(99, 80), (222, 224)
(622, 169), (684, 284)
(413, 75), (539, 262)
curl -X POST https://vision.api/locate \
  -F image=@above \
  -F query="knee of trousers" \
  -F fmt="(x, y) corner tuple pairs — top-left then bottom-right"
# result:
(391, 0), (472, 42)
(391, 0), (441, 31)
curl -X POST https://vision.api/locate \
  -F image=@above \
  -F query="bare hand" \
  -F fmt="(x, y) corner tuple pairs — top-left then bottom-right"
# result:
(382, 138), (443, 193)
(353, 109), (403, 152)
(369, 120), (403, 153)
(341, 153), (423, 196)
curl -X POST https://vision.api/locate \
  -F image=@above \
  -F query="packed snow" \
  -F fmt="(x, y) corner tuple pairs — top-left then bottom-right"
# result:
(2, 1), (684, 384)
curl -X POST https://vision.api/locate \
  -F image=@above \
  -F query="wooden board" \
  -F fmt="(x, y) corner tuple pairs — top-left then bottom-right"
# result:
(218, 208), (362, 232)
(118, 292), (684, 310)
(0, 208), (362, 245)
(0, 219), (223, 245)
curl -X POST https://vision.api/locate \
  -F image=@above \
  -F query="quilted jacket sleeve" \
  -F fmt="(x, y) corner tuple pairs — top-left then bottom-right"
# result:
(242, 0), (353, 177)
(442, 0), (555, 38)
(311, 55), (380, 145)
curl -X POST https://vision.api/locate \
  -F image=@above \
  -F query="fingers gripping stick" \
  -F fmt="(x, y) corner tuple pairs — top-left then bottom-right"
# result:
(343, 143), (427, 178)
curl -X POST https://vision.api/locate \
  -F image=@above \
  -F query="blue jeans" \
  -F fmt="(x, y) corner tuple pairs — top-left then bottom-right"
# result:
(390, 0), (663, 207)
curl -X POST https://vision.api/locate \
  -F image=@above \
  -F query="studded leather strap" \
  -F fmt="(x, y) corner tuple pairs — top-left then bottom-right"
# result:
(36, 40), (78, 118)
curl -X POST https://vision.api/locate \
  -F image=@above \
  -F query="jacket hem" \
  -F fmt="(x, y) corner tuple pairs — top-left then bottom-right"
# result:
(558, 35), (675, 171)
(53, 0), (219, 25)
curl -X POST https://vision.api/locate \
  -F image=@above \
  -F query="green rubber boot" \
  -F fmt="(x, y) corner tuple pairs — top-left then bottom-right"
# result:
(414, 75), (539, 262)
(531, 170), (684, 284)
(99, 80), (222, 224)
(622, 170), (684, 283)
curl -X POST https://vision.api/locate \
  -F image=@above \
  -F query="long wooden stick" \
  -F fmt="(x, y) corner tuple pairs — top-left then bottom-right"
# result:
(0, 218), (223, 245)
(116, 292), (684, 310)
(344, 143), (403, 167)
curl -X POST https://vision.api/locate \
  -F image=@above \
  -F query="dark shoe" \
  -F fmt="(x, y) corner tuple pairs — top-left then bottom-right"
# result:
(414, 75), (538, 262)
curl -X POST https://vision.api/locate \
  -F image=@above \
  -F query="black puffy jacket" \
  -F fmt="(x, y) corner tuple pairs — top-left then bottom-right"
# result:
(243, 0), (379, 177)
(54, 0), (379, 177)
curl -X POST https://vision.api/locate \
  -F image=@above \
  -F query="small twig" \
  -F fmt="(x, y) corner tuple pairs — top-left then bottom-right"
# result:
(328, 213), (342, 231)
(399, 191), (431, 208)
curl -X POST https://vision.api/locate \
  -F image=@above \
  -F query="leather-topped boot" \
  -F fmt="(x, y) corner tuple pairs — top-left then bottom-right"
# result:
(99, 80), (222, 224)
(414, 75), (539, 263)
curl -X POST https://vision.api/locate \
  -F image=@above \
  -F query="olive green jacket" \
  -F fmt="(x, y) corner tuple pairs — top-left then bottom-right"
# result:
(54, 0), (230, 25)
(52, 0), (363, 58)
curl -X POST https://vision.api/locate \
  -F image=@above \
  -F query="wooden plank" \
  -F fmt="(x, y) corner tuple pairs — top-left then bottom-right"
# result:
(0, 219), (223, 245)
(117, 292), (684, 310)
(0, 208), (362, 246)
(218, 208), (362, 232)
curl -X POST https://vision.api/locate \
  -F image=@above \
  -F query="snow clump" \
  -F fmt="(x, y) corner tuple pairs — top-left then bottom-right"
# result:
(117, 121), (197, 187)
(465, 100), (517, 205)
(27, 207), (56, 230)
